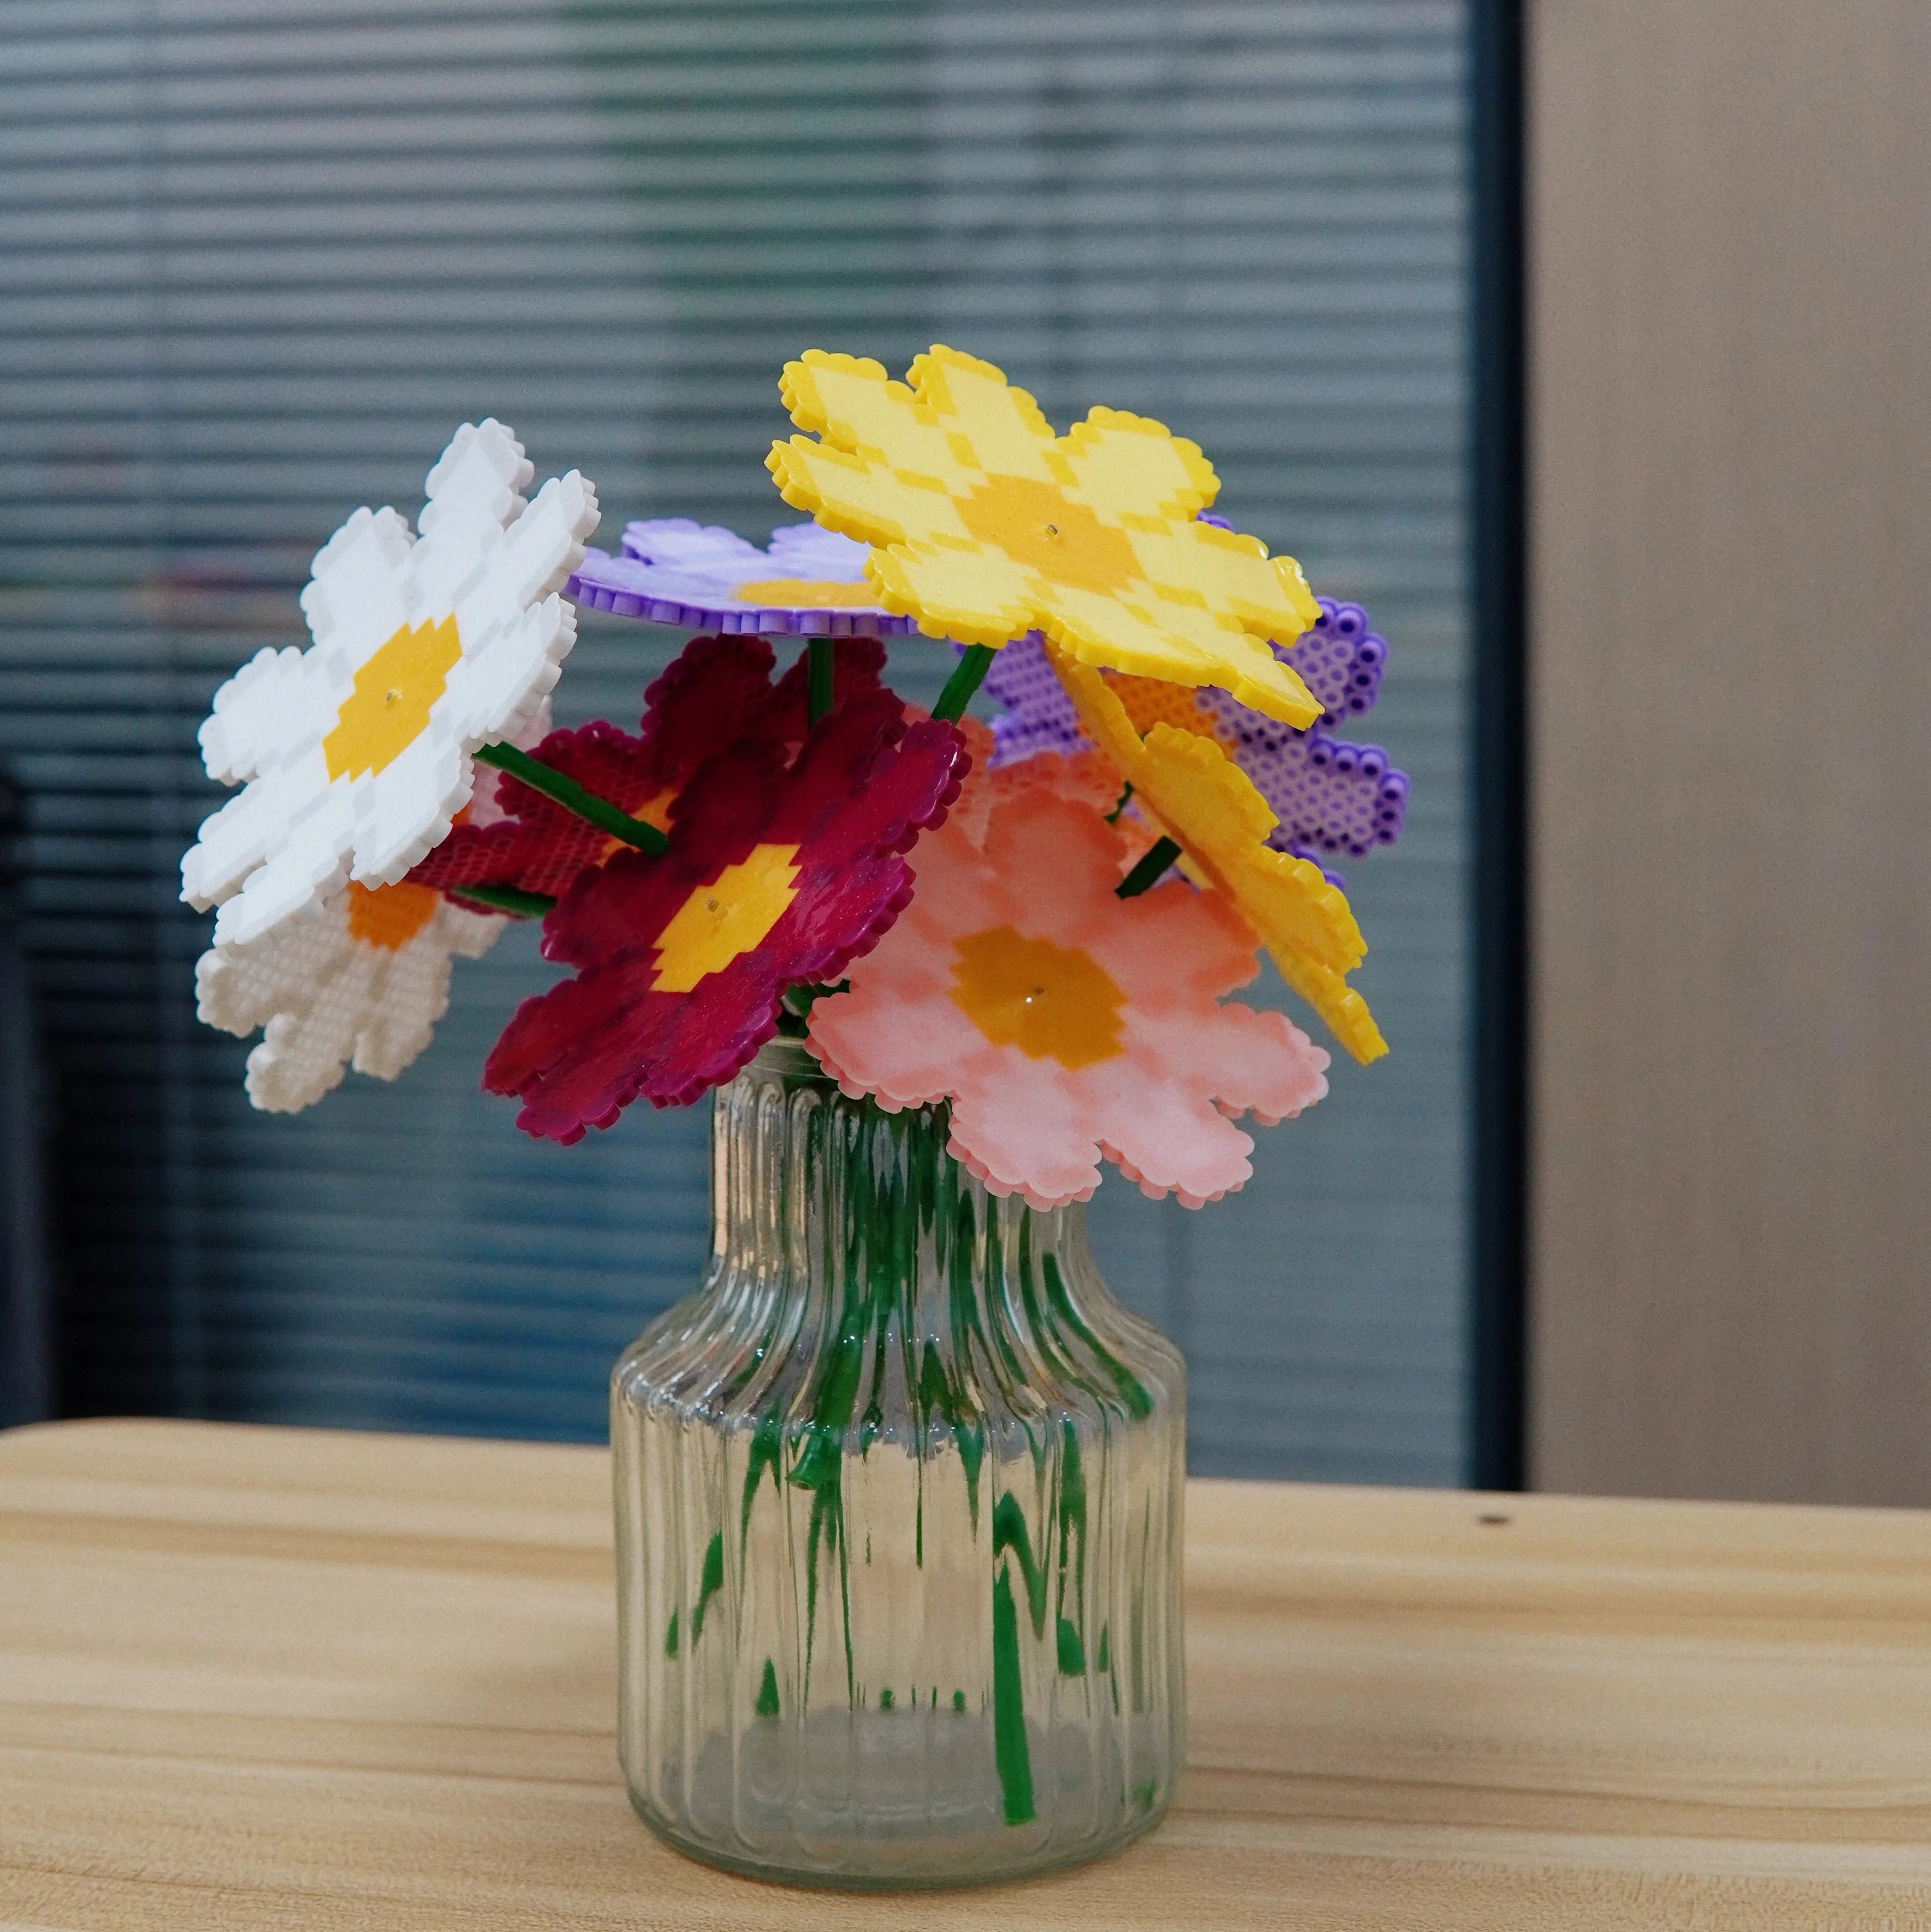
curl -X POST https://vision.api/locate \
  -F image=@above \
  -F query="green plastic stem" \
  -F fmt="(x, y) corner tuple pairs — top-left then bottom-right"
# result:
(806, 637), (835, 722)
(931, 644), (996, 723)
(475, 740), (669, 856)
(1115, 835), (1182, 899)
(450, 881), (558, 920)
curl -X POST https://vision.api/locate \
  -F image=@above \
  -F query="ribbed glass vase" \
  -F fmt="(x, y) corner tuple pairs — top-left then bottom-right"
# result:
(612, 1037), (1186, 1888)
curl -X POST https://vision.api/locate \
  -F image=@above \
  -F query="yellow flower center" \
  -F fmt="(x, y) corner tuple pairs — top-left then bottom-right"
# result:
(652, 843), (801, 992)
(323, 614), (462, 781)
(949, 925), (1126, 1070)
(956, 476), (1141, 597)
(733, 579), (878, 608)
(344, 879), (440, 951)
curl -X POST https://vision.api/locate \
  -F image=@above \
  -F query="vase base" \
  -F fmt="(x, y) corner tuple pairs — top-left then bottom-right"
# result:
(629, 1784), (1172, 1891)
(625, 1704), (1175, 1888)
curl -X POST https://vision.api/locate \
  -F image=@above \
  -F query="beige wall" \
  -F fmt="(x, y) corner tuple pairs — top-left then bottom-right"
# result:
(1528, 3), (1931, 1502)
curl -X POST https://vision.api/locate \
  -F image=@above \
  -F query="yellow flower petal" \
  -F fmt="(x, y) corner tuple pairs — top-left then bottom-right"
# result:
(1131, 522), (1321, 641)
(766, 437), (969, 550)
(1270, 954), (1389, 1066)
(779, 349), (962, 478)
(1051, 648), (1386, 1062)
(909, 344), (1061, 481)
(865, 541), (1039, 648)
(1136, 724), (1364, 974)
(1057, 407), (1216, 525)
(771, 345), (1326, 727)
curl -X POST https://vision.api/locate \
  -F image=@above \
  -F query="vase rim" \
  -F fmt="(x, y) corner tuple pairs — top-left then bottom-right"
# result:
(746, 1034), (830, 1082)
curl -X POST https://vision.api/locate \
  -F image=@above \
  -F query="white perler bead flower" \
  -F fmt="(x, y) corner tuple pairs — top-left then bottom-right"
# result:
(196, 880), (506, 1113)
(180, 421), (599, 948)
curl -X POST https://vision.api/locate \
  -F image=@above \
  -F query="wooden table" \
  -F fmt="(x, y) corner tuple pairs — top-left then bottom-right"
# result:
(1, 1420), (1928, 1930)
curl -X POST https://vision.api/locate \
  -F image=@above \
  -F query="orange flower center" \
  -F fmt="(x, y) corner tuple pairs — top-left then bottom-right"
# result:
(956, 476), (1140, 597)
(323, 615), (461, 781)
(1104, 670), (1232, 745)
(733, 579), (878, 608)
(950, 925), (1125, 1070)
(652, 843), (801, 992)
(344, 879), (440, 951)
(598, 789), (675, 863)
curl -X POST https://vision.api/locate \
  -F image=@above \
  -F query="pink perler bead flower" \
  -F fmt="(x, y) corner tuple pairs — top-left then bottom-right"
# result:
(806, 787), (1330, 1210)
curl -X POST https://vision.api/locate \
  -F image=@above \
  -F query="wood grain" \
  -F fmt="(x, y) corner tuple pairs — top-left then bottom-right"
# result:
(2, 1420), (1929, 1929)
(1528, 3), (1931, 1502)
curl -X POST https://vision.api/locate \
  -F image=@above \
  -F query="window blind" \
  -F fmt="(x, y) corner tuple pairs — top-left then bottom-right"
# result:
(0, 0), (1470, 1480)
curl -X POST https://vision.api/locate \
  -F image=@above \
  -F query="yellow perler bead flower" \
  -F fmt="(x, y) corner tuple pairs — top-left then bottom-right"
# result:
(766, 345), (1325, 728)
(1051, 648), (1388, 1064)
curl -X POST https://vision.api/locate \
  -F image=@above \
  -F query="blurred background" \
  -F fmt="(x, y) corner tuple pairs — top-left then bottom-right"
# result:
(0, 2), (1482, 1481)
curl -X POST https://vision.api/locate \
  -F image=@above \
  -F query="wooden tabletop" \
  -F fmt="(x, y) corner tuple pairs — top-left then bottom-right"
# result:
(1, 1420), (1928, 1930)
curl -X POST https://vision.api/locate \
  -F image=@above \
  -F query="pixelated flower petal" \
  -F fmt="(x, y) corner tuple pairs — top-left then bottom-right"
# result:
(948, 1063), (1107, 1208)
(807, 787), (1328, 1210)
(619, 518), (767, 571)
(779, 350), (964, 478)
(181, 419), (599, 951)
(410, 634), (887, 904)
(197, 638), (339, 788)
(1194, 598), (1409, 867)
(196, 880), (503, 1113)
(949, 743), (1120, 850)
(768, 435), (975, 554)
(572, 516), (920, 637)
(1133, 522), (1319, 650)
(1053, 648), (1386, 1062)
(983, 633), (1088, 765)
(866, 539), (1039, 648)
(908, 345), (1062, 482)
(1043, 583), (1241, 691)
(482, 691), (967, 1139)
(1094, 1074), (1261, 1208)
(1281, 598), (1389, 726)
(1055, 407), (1216, 525)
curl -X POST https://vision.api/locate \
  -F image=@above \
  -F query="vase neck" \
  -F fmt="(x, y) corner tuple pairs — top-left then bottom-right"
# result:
(703, 1041), (1153, 1425)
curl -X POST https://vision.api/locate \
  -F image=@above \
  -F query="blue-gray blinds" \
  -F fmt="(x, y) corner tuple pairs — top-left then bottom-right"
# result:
(0, 0), (1470, 1481)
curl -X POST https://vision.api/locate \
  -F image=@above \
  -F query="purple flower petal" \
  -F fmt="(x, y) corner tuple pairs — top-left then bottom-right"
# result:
(569, 517), (924, 636)
(983, 594), (1410, 869)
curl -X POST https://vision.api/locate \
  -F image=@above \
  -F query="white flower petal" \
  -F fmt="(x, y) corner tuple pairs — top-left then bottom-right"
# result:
(200, 888), (505, 1112)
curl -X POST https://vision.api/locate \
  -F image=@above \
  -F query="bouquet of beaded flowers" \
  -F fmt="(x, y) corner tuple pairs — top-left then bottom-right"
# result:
(181, 348), (1407, 1211)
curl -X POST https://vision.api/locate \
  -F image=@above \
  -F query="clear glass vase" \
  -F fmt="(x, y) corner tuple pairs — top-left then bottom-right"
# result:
(612, 1037), (1186, 1888)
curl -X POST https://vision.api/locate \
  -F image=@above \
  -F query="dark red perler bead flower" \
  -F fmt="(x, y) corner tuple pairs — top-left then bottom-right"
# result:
(408, 632), (885, 902)
(482, 686), (968, 1139)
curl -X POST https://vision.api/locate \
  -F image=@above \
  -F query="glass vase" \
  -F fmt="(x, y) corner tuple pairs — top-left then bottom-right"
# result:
(612, 1037), (1186, 1888)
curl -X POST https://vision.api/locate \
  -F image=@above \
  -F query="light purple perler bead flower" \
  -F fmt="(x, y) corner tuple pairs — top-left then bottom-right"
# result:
(981, 631), (1087, 760)
(567, 517), (925, 637)
(981, 595), (1409, 890)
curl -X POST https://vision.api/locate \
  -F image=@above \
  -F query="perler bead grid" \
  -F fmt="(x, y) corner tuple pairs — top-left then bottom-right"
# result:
(985, 600), (1409, 887)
